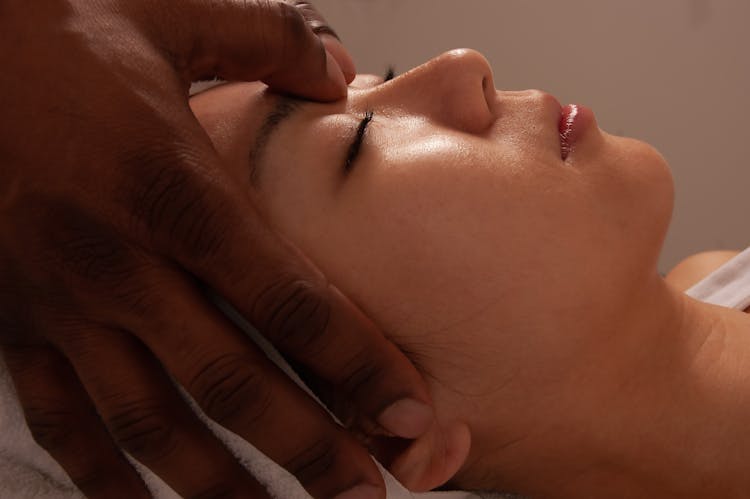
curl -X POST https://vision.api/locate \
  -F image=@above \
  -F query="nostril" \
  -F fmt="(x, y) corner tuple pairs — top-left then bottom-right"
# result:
(482, 77), (488, 91)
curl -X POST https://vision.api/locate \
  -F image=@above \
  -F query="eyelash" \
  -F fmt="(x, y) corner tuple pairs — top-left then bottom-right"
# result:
(344, 110), (374, 172)
(343, 67), (395, 172)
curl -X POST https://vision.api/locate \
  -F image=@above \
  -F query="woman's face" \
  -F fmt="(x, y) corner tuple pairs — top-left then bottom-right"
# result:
(190, 49), (674, 484)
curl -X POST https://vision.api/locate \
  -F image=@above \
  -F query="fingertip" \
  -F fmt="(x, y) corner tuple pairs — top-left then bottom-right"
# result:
(325, 50), (348, 98)
(320, 34), (357, 83)
(263, 49), (347, 102)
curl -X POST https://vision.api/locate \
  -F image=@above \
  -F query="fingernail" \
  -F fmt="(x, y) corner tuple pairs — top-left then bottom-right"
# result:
(378, 398), (434, 439)
(325, 50), (347, 93)
(333, 483), (381, 499)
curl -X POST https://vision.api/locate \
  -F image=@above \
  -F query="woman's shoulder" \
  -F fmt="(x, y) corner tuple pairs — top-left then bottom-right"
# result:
(665, 250), (742, 292)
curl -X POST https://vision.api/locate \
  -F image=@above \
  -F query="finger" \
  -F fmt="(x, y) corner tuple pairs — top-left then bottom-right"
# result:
(53, 327), (271, 499)
(243, 254), (436, 440)
(2, 344), (150, 499)
(284, 1), (357, 81)
(110, 263), (385, 499)
(319, 33), (357, 84)
(159, 0), (348, 101)
(132, 157), (437, 443)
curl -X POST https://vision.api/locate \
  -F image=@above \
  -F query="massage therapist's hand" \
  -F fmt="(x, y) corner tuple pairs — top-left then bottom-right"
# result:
(0, 1), (436, 498)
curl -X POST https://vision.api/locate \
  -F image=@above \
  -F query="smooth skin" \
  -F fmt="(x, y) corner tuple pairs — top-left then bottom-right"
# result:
(0, 1), (438, 498)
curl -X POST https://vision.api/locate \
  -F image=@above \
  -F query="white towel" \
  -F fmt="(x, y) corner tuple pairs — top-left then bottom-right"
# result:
(0, 299), (511, 499)
(685, 246), (750, 310)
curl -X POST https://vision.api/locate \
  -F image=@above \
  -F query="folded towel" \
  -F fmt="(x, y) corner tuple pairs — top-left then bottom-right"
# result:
(685, 246), (750, 310)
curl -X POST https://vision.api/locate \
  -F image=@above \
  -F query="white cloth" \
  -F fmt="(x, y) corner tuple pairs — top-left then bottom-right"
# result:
(685, 246), (750, 310)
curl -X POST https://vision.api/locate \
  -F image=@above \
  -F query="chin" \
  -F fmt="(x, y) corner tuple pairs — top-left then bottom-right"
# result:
(599, 135), (674, 273)
(637, 145), (675, 271)
(631, 138), (674, 222)
(608, 134), (674, 208)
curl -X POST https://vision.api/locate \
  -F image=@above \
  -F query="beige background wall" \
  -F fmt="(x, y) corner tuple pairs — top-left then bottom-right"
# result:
(314, 0), (750, 273)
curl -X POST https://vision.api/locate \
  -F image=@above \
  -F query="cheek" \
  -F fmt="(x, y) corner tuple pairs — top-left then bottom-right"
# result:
(263, 132), (672, 355)
(343, 139), (673, 330)
(302, 147), (582, 337)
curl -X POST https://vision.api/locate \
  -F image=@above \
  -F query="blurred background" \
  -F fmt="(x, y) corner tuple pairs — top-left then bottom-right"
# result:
(314, 0), (750, 273)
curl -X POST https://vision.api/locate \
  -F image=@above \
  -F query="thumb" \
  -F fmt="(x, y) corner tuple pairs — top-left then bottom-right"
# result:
(153, 0), (348, 101)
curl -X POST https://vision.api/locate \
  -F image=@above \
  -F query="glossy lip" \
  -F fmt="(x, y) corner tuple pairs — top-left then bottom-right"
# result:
(558, 104), (594, 161)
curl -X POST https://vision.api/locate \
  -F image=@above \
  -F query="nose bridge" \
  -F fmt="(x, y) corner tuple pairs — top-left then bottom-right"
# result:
(378, 49), (495, 133)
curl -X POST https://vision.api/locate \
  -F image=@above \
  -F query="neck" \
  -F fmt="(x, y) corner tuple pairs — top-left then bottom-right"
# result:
(482, 273), (750, 498)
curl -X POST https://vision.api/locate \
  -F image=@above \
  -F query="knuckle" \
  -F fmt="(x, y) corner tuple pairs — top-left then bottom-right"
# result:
(189, 353), (273, 425)
(340, 356), (385, 399)
(109, 281), (161, 319)
(286, 0), (336, 38)
(283, 435), (341, 488)
(106, 401), (177, 462)
(103, 271), (171, 322)
(30, 201), (158, 316)
(2, 194), (142, 318)
(41, 203), (136, 286)
(13, 366), (143, 494)
(121, 147), (227, 260)
(275, 1), (312, 51)
(58, 231), (133, 285)
(252, 279), (332, 355)
(24, 406), (78, 452)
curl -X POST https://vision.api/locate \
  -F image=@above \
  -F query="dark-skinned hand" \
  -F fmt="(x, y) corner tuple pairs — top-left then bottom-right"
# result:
(0, 1), (436, 497)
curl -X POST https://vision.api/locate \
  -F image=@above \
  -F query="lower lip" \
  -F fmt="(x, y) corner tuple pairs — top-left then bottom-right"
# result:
(559, 104), (594, 160)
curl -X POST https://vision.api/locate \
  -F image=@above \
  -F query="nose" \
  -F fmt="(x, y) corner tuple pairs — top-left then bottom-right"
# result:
(368, 49), (496, 134)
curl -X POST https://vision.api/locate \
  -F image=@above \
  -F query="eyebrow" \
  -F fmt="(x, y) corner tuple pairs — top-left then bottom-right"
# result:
(249, 95), (305, 186)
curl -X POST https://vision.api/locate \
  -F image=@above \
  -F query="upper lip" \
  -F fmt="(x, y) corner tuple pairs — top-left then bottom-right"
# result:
(536, 90), (563, 114)
(489, 90), (568, 158)
(539, 91), (566, 158)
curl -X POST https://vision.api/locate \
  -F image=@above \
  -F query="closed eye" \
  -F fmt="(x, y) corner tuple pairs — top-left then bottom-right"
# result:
(344, 110), (374, 172)
(342, 68), (393, 173)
